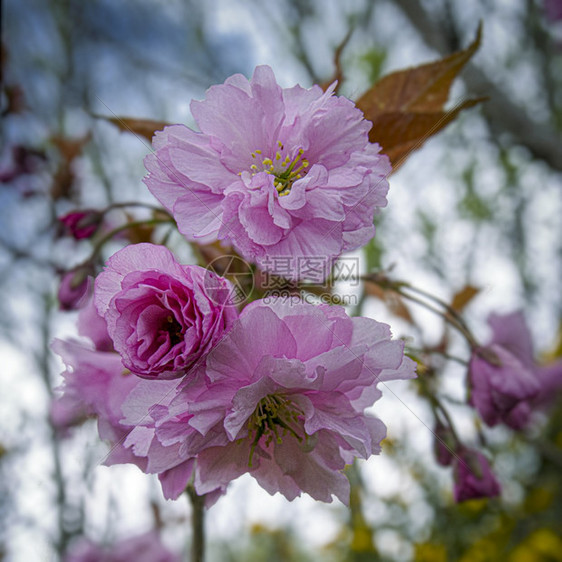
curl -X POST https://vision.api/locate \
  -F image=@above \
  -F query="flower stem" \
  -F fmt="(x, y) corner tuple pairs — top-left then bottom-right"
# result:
(186, 485), (205, 562)
(362, 273), (479, 348)
(90, 218), (175, 259)
(405, 346), (469, 366)
(103, 201), (171, 215)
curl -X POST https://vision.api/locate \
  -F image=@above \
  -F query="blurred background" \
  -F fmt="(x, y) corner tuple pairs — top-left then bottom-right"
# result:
(1, 0), (562, 560)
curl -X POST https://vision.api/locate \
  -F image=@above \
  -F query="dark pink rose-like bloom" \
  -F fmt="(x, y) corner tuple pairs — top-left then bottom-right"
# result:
(470, 311), (562, 429)
(64, 531), (180, 562)
(453, 449), (501, 502)
(144, 65), (390, 280)
(141, 299), (416, 504)
(95, 243), (238, 379)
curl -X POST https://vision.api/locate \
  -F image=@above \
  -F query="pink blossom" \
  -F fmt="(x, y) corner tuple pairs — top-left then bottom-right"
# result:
(64, 531), (180, 562)
(51, 327), (213, 495)
(94, 243), (238, 379)
(52, 317), (199, 481)
(51, 297), (123, 433)
(470, 311), (562, 429)
(148, 298), (415, 504)
(488, 311), (534, 368)
(53, 276), (226, 501)
(144, 65), (390, 280)
(453, 449), (501, 502)
(51, 337), (146, 468)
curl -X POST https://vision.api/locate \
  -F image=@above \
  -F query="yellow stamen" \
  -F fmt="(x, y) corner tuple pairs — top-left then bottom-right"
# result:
(247, 394), (304, 467)
(245, 143), (310, 196)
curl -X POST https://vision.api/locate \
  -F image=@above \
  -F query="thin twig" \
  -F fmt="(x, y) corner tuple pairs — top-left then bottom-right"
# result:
(186, 485), (205, 562)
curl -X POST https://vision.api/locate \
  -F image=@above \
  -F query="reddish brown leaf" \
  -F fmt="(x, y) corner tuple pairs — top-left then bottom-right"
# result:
(97, 116), (171, 141)
(451, 285), (480, 313)
(356, 24), (483, 169)
(51, 134), (91, 160)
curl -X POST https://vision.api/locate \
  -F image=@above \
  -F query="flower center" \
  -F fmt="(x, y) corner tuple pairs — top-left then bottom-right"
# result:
(165, 315), (183, 347)
(247, 393), (304, 466)
(248, 141), (309, 196)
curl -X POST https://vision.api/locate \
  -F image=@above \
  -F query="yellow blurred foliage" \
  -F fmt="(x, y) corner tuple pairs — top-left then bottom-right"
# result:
(510, 529), (562, 562)
(414, 542), (447, 562)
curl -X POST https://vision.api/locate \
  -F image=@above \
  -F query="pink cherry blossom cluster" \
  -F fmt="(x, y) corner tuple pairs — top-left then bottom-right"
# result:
(54, 65), (562, 509)
(431, 310), (562, 502)
(469, 312), (562, 430)
(52, 66), (416, 505)
(51, 66), (562, 505)
(52, 244), (415, 504)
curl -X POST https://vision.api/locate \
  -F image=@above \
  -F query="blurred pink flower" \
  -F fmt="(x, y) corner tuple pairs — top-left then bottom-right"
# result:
(51, 297), (223, 502)
(58, 268), (93, 311)
(147, 298), (415, 504)
(469, 311), (562, 429)
(545, 0), (562, 21)
(64, 531), (180, 562)
(453, 449), (501, 502)
(469, 345), (539, 429)
(95, 243), (238, 379)
(144, 65), (390, 280)
(51, 338), (146, 469)
(51, 332), (216, 498)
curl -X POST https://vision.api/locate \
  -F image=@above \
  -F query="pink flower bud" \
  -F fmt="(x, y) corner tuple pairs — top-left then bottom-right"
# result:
(59, 209), (103, 239)
(58, 268), (92, 310)
(453, 449), (501, 502)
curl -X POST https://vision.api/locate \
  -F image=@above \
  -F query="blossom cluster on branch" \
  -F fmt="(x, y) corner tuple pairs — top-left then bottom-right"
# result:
(52, 67), (414, 505)
(52, 63), (562, 515)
